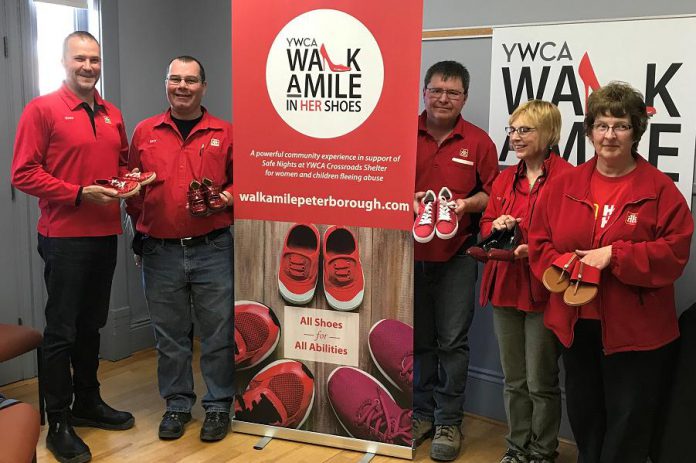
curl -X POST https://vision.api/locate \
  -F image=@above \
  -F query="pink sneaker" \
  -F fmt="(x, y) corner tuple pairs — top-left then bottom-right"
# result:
(234, 301), (281, 371)
(435, 187), (458, 239)
(413, 190), (437, 243)
(94, 177), (141, 198)
(234, 359), (315, 429)
(327, 366), (412, 445)
(368, 319), (413, 400)
(278, 224), (320, 305)
(322, 226), (364, 311)
(120, 170), (156, 185)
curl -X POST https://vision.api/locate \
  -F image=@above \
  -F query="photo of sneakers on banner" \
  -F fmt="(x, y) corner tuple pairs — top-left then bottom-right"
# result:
(234, 359), (315, 429)
(187, 177), (230, 216)
(327, 366), (412, 446)
(234, 300), (282, 371)
(278, 223), (364, 311)
(412, 186), (459, 243)
(368, 319), (413, 402)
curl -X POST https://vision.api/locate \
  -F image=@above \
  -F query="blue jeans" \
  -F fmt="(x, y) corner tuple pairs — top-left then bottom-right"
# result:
(413, 254), (477, 426)
(142, 229), (234, 413)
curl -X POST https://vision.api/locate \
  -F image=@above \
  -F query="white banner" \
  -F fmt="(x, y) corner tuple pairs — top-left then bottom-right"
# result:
(489, 17), (696, 201)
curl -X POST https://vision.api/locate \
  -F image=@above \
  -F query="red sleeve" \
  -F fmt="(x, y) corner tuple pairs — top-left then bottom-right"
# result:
(125, 125), (144, 223)
(11, 101), (81, 204)
(222, 124), (234, 197)
(610, 180), (693, 288)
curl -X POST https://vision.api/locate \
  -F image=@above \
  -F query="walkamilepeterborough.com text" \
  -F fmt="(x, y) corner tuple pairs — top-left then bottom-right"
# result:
(237, 192), (410, 213)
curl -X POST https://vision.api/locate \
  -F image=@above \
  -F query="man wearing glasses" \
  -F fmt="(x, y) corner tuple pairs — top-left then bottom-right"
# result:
(126, 56), (235, 442)
(412, 61), (499, 461)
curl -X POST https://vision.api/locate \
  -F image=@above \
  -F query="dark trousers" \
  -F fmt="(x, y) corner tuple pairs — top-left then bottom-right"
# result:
(413, 254), (477, 426)
(562, 319), (677, 463)
(38, 234), (117, 417)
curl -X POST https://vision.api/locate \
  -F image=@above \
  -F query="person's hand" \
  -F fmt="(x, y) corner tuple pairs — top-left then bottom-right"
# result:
(413, 191), (426, 215)
(81, 185), (119, 204)
(575, 245), (612, 270)
(491, 215), (520, 231)
(453, 198), (468, 218)
(220, 190), (233, 207)
(513, 244), (529, 259)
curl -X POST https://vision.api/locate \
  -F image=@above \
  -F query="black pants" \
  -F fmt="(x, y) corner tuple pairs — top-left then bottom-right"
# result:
(38, 234), (117, 417)
(562, 319), (677, 463)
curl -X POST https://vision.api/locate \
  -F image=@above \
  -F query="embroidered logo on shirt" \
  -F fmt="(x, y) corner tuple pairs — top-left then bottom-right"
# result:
(149, 139), (158, 144)
(210, 138), (220, 147)
(103, 116), (112, 124)
(625, 212), (638, 225)
(459, 148), (469, 158)
(64, 116), (74, 120)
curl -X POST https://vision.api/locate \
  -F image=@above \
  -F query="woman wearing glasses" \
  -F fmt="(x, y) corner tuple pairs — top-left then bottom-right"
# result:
(479, 100), (572, 463)
(529, 82), (693, 463)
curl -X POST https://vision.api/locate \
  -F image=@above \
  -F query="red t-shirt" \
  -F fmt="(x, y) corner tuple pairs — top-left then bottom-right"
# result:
(126, 109), (233, 239)
(11, 84), (129, 237)
(414, 112), (499, 262)
(579, 167), (638, 319)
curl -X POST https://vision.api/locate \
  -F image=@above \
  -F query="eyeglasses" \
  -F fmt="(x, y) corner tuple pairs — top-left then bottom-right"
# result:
(426, 87), (466, 101)
(592, 123), (632, 134)
(166, 76), (202, 86)
(505, 126), (537, 136)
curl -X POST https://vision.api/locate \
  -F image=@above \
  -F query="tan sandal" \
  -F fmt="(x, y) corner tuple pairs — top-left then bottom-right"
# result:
(542, 253), (578, 293)
(563, 261), (601, 306)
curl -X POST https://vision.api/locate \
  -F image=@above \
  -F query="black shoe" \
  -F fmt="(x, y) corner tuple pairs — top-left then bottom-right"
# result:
(71, 396), (135, 430)
(46, 412), (92, 463)
(200, 411), (231, 442)
(158, 411), (192, 440)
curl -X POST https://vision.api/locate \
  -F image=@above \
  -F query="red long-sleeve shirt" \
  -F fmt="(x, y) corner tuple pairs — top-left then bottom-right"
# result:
(126, 109), (233, 238)
(11, 84), (128, 237)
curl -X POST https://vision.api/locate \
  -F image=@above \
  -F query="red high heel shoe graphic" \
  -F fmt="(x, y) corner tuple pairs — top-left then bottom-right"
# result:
(578, 52), (656, 116)
(320, 44), (351, 72)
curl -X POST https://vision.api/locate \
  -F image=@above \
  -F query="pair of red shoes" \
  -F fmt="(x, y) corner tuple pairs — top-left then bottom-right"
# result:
(278, 224), (364, 311)
(188, 178), (226, 216)
(542, 253), (601, 306)
(93, 171), (157, 198)
(413, 187), (458, 243)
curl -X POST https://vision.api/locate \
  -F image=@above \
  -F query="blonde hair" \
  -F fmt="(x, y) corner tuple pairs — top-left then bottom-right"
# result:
(509, 100), (561, 148)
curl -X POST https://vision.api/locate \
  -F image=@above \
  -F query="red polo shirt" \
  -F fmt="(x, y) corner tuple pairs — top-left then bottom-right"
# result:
(415, 112), (499, 262)
(126, 109), (233, 239)
(11, 84), (128, 237)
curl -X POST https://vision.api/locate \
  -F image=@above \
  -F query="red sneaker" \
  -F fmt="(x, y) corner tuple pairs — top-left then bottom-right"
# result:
(187, 180), (208, 216)
(120, 170), (157, 185)
(278, 223), (320, 305)
(234, 300), (281, 371)
(435, 186), (458, 240)
(368, 319), (413, 400)
(327, 366), (412, 445)
(202, 177), (226, 212)
(94, 177), (141, 198)
(322, 226), (364, 311)
(413, 190), (437, 243)
(234, 359), (315, 429)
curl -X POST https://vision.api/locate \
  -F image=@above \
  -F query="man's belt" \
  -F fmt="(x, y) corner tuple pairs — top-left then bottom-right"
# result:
(153, 227), (229, 247)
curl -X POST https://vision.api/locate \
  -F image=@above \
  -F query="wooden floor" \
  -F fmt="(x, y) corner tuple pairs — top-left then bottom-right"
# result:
(2, 348), (578, 463)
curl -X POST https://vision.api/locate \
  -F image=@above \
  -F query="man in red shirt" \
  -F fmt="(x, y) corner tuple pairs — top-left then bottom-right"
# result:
(126, 56), (234, 443)
(11, 31), (134, 463)
(412, 61), (499, 461)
